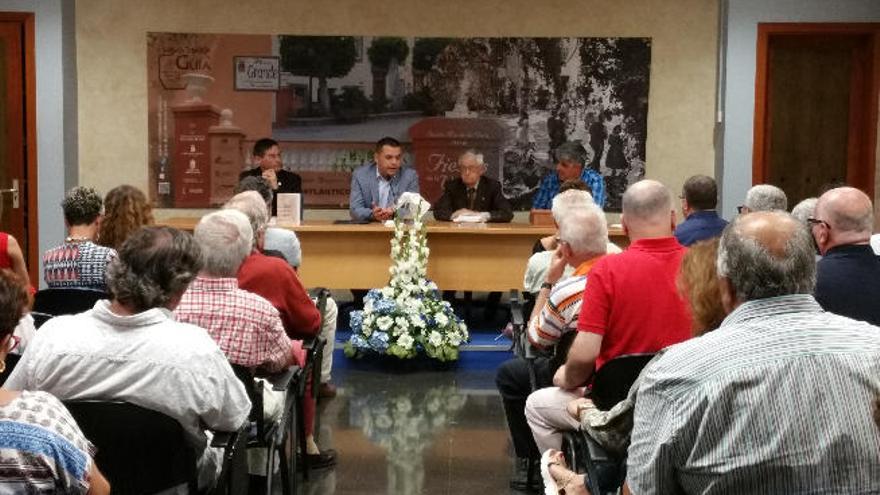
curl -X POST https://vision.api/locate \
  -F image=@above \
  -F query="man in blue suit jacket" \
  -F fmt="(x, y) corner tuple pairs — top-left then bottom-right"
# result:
(350, 137), (420, 222)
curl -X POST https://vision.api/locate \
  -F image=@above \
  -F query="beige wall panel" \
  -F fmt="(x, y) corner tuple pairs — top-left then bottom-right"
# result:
(76, 0), (719, 205)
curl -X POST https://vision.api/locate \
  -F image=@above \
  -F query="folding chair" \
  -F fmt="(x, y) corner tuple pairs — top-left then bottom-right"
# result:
(33, 287), (108, 316)
(64, 400), (244, 495)
(297, 287), (330, 477)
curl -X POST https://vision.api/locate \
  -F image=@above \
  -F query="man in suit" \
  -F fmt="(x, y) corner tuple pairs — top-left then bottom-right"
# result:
(239, 138), (301, 216)
(433, 150), (513, 223)
(349, 136), (420, 222)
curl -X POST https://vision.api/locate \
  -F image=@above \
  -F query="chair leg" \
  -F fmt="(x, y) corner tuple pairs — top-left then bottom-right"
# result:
(297, 399), (309, 480)
(265, 443), (275, 495)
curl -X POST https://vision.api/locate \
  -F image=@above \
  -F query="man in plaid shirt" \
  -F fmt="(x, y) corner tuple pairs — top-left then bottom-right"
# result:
(532, 141), (606, 210)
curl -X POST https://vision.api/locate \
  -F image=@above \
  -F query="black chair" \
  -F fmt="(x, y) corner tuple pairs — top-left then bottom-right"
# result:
(64, 400), (243, 495)
(33, 287), (108, 316)
(231, 364), (300, 495)
(297, 288), (330, 477)
(562, 353), (656, 495)
(0, 353), (20, 387)
(30, 311), (54, 329)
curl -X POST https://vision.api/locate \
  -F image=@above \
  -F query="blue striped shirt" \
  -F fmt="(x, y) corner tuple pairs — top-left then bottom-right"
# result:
(628, 294), (880, 494)
(532, 168), (606, 209)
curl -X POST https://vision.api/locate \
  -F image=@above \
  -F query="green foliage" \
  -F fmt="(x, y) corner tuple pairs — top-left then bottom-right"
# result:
(368, 37), (410, 71)
(279, 36), (358, 79)
(412, 38), (452, 72)
(331, 86), (371, 121)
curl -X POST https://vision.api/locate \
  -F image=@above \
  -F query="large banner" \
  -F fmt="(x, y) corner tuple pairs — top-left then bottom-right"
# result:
(147, 33), (651, 211)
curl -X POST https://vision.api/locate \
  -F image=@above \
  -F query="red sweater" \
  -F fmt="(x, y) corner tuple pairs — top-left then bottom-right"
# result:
(237, 251), (320, 339)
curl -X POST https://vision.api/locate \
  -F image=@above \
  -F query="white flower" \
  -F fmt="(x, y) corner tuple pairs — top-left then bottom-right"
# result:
(428, 331), (443, 347)
(377, 316), (393, 331)
(448, 331), (462, 346)
(398, 334), (414, 350)
(362, 325), (373, 337)
(435, 312), (449, 327)
(410, 314), (425, 328)
(381, 287), (395, 298)
(395, 316), (410, 330)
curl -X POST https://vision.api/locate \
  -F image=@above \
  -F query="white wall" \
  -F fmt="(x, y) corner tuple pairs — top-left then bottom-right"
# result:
(721, 0), (880, 217)
(1, 0), (73, 286)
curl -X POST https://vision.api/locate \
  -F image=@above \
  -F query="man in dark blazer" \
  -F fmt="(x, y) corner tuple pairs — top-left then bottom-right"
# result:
(239, 138), (301, 216)
(433, 150), (513, 223)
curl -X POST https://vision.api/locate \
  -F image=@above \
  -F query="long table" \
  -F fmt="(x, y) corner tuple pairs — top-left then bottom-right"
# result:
(161, 218), (626, 291)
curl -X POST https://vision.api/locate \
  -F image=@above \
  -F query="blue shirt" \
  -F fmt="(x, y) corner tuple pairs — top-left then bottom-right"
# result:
(532, 168), (606, 209)
(815, 244), (880, 326)
(673, 210), (728, 246)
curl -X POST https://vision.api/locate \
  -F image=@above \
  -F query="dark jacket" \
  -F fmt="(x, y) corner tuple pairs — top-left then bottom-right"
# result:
(433, 177), (513, 223)
(239, 167), (302, 216)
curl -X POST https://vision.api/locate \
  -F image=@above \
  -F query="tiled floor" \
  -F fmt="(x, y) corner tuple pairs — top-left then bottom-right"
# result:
(296, 365), (527, 495)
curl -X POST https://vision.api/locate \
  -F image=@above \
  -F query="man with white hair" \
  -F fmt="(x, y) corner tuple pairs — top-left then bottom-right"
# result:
(628, 211), (880, 492)
(433, 150), (513, 222)
(810, 187), (880, 325)
(525, 180), (692, 453)
(496, 189), (608, 489)
(739, 184), (787, 213)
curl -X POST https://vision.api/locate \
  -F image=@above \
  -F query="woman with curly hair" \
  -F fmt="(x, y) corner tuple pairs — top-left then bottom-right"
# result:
(98, 185), (154, 251)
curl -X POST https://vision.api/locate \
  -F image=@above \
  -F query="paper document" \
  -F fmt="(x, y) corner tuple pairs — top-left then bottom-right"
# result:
(277, 193), (301, 225)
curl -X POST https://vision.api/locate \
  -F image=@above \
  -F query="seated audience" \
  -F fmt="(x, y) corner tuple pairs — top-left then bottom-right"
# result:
(525, 180), (692, 453)
(0, 231), (31, 292)
(532, 141), (606, 210)
(0, 269), (110, 493)
(8, 226), (250, 488)
(811, 187), (880, 325)
(224, 192), (337, 465)
(433, 150), (513, 222)
(790, 196), (817, 224)
(674, 174), (727, 246)
(97, 184), (154, 251)
(628, 211), (880, 492)
(495, 190), (606, 490)
(739, 183), (787, 213)
(350, 136), (419, 222)
(239, 138), (302, 216)
(43, 187), (116, 291)
(236, 176), (302, 268)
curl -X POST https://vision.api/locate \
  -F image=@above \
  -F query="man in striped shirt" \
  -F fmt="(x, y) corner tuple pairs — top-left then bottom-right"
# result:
(628, 211), (880, 493)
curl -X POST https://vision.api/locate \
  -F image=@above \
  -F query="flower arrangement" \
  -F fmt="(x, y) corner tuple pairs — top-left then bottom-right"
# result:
(345, 192), (469, 361)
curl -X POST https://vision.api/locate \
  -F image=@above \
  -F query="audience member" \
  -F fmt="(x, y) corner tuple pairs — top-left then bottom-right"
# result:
(433, 150), (513, 223)
(739, 183), (787, 213)
(8, 227), (250, 488)
(532, 141), (606, 210)
(790, 197), (817, 224)
(350, 136), (419, 222)
(628, 211), (880, 492)
(532, 179), (591, 254)
(676, 238), (725, 335)
(525, 179), (691, 453)
(97, 184), (154, 251)
(43, 187), (116, 291)
(235, 176), (302, 268)
(496, 191), (607, 489)
(811, 187), (880, 325)
(239, 138), (301, 216)
(674, 174), (727, 246)
(0, 269), (110, 493)
(0, 231), (31, 291)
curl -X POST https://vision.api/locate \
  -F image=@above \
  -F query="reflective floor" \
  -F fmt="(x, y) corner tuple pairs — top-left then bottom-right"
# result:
(297, 365), (525, 495)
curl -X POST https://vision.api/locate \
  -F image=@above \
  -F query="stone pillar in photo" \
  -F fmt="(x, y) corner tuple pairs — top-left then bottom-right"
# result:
(208, 109), (245, 206)
(171, 103), (221, 207)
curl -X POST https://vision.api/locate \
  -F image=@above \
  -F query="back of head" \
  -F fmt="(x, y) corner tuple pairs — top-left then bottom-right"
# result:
(235, 176), (274, 208)
(551, 189), (594, 224)
(745, 184), (787, 212)
(717, 211), (815, 302)
(558, 201), (608, 257)
(559, 179), (592, 196)
(62, 186), (103, 226)
(99, 185), (153, 250)
(621, 180), (674, 235)
(677, 238), (724, 335)
(106, 226), (203, 313)
(555, 141), (587, 167)
(0, 269), (26, 338)
(682, 175), (718, 211)
(194, 210), (253, 277)
(816, 186), (873, 237)
(252, 138), (278, 158)
(224, 191), (269, 239)
(790, 197), (817, 224)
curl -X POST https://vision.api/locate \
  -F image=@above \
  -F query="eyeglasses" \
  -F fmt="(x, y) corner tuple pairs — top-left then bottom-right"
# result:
(736, 205), (745, 214)
(6, 334), (19, 353)
(806, 217), (831, 230)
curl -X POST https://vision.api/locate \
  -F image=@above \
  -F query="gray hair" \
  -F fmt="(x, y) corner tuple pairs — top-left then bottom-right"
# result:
(62, 186), (104, 226)
(224, 191), (269, 244)
(717, 211), (816, 302)
(106, 226), (203, 312)
(551, 189), (594, 224)
(236, 176), (273, 210)
(459, 150), (485, 166)
(558, 201), (608, 256)
(790, 197), (817, 224)
(744, 184), (787, 212)
(555, 141), (587, 167)
(194, 210), (253, 277)
(622, 180), (673, 221)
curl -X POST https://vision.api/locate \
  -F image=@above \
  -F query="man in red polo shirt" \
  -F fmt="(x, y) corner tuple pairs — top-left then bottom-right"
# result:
(525, 179), (693, 452)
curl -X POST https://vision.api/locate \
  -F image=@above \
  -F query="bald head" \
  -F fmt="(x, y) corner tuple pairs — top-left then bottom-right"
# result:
(621, 180), (675, 238)
(816, 187), (873, 235)
(717, 211), (816, 304)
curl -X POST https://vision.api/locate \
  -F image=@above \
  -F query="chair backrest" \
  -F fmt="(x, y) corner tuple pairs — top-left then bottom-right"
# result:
(33, 288), (108, 316)
(589, 353), (656, 411)
(230, 364), (267, 435)
(64, 400), (198, 495)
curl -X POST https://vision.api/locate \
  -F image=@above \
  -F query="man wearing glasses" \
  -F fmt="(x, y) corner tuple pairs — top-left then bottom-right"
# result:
(433, 150), (513, 223)
(810, 187), (880, 326)
(736, 184), (787, 214)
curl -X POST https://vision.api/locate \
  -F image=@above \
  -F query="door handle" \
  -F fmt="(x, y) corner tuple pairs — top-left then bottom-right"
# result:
(0, 179), (20, 209)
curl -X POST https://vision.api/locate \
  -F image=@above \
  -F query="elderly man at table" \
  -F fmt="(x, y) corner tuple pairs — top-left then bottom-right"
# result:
(433, 150), (513, 223)
(532, 141), (606, 210)
(239, 138), (301, 216)
(627, 210), (880, 493)
(525, 180), (692, 453)
(236, 176), (302, 268)
(7, 226), (251, 489)
(496, 190), (606, 490)
(811, 187), (880, 326)
(674, 174), (727, 246)
(349, 136), (420, 222)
